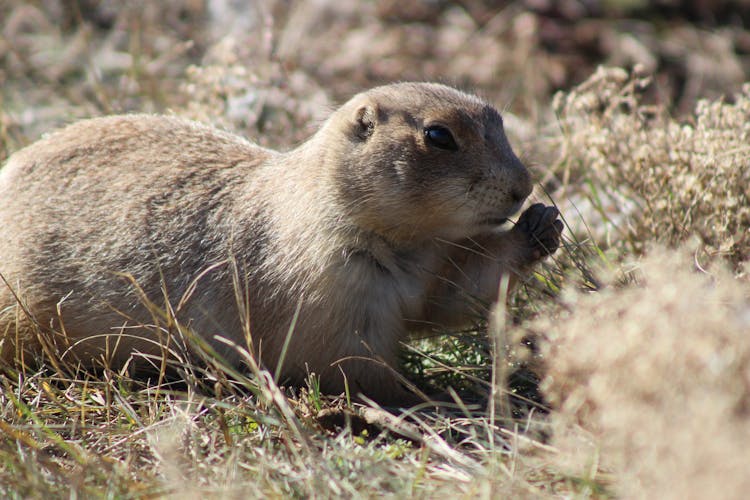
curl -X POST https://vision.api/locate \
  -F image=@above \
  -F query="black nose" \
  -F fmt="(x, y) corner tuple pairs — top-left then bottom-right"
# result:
(507, 154), (533, 203)
(511, 168), (533, 203)
(511, 186), (529, 204)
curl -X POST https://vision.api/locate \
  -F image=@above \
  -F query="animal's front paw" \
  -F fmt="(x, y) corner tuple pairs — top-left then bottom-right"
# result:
(512, 203), (564, 261)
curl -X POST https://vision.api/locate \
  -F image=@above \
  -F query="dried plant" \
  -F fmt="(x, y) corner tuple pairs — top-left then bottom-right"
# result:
(554, 66), (750, 269)
(540, 246), (750, 498)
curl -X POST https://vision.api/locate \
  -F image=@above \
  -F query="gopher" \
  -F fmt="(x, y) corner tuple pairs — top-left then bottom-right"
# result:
(0, 82), (562, 404)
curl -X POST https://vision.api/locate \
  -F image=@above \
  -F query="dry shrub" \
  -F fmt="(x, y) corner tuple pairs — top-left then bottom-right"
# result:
(540, 247), (750, 499)
(180, 37), (330, 149)
(270, 1), (560, 117)
(0, 0), (205, 151)
(554, 67), (750, 268)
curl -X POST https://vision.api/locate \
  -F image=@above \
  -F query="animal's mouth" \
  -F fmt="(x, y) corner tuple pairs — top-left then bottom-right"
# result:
(476, 201), (525, 228)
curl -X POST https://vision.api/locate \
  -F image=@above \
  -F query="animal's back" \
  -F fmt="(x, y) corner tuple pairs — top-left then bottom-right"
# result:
(0, 115), (270, 362)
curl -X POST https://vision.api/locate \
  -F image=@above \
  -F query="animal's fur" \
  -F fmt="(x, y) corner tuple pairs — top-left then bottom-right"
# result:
(0, 82), (562, 404)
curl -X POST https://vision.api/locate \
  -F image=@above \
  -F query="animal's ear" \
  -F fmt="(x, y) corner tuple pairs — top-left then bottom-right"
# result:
(353, 103), (376, 140)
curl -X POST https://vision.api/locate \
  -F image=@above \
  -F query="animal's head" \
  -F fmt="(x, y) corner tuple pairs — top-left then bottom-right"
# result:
(323, 82), (533, 243)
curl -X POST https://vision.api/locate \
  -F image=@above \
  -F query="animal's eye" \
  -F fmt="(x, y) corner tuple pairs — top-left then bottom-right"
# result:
(424, 125), (458, 151)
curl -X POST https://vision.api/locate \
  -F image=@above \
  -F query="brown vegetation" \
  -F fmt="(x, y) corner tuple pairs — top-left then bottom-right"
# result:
(542, 247), (750, 499)
(553, 66), (750, 268)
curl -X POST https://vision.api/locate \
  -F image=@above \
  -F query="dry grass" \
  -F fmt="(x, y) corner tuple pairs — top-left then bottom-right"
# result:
(0, 351), (576, 498)
(2, 1), (750, 498)
(553, 66), (750, 269)
(535, 66), (750, 498)
(540, 246), (750, 499)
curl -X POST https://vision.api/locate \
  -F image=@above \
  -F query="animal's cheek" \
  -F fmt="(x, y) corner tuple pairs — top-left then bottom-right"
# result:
(471, 183), (508, 207)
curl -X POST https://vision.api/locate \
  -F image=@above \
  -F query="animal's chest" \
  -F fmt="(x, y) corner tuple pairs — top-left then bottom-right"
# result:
(330, 248), (437, 324)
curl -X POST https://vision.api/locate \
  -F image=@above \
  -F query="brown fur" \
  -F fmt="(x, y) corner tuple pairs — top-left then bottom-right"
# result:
(0, 82), (561, 404)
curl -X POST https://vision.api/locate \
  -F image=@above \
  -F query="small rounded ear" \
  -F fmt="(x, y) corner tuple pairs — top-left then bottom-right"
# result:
(354, 104), (376, 140)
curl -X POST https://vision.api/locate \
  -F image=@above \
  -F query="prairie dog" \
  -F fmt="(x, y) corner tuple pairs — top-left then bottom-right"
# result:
(0, 82), (562, 404)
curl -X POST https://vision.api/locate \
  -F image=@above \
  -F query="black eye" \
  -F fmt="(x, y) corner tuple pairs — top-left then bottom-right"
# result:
(424, 125), (458, 151)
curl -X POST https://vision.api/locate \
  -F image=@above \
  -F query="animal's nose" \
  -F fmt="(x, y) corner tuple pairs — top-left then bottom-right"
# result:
(511, 162), (533, 203)
(511, 186), (530, 204)
(511, 186), (531, 204)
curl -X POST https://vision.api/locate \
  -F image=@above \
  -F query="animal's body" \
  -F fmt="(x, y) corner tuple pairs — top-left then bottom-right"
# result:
(0, 83), (562, 404)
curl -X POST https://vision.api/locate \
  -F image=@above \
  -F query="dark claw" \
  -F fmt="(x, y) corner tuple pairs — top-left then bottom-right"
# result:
(513, 203), (563, 260)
